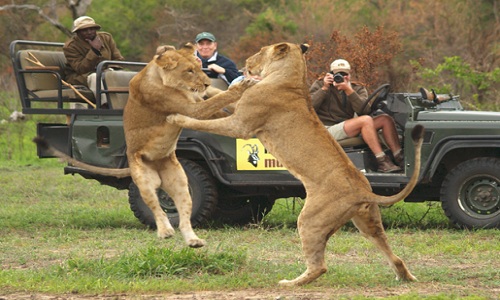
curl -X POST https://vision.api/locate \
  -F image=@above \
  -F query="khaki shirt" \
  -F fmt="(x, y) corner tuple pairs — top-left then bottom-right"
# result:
(309, 80), (369, 126)
(63, 32), (124, 86)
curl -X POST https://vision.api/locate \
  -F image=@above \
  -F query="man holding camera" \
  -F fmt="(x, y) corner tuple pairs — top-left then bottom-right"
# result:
(309, 59), (403, 173)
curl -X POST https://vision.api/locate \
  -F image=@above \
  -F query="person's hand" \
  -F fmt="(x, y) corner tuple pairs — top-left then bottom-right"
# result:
(88, 36), (103, 51)
(333, 76), (354, 95)
(322, 72), (334, 90)
(208, 63), (225, 74)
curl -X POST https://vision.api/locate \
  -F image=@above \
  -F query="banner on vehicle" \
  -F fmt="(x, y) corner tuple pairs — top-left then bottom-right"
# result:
(236, 138), (287, 170)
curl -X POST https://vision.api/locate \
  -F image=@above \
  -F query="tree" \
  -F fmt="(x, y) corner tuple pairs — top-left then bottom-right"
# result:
(305, 26), (402, 90)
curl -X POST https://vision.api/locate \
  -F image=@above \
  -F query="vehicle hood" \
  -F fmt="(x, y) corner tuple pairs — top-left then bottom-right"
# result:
(417, 110), (500, 121)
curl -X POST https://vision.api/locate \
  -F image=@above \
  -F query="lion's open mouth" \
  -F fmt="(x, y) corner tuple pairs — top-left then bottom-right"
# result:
(188, 85), (206, 93)
(246, 69), (263, 81)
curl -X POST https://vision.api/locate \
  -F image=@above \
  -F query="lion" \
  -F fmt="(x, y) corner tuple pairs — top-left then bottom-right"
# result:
(166, 42), (424, 285)
(34, 43), (253, 248)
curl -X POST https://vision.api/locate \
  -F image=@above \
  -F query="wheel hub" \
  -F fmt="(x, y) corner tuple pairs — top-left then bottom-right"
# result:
(158, 189), (178, 214)
(461, 178), (499, 216)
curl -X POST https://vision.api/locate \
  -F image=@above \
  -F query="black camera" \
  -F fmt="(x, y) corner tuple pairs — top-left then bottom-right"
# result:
(330, 71), (345, 83)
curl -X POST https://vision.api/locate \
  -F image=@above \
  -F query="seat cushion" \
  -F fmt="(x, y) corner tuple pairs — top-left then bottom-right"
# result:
(103, 70), (137, 109)
(19, 50), (67, 91)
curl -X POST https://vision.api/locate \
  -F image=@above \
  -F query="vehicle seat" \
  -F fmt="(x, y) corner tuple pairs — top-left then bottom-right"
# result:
(337, 136), (366, 147)
(336, 132), (395, 149)
(102, 70), (138, 109)
(17, 50), (95, 105)
(211, 78), (229, 91)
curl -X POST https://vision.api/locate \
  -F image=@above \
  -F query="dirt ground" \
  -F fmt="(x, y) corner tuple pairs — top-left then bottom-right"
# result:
(2, 283), (499, 300)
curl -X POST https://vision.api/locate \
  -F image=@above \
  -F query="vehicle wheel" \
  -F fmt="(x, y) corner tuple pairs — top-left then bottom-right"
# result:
(128, 158), (218, 229)
(440, 157), (500, 229)
(213, 196), (275, 225)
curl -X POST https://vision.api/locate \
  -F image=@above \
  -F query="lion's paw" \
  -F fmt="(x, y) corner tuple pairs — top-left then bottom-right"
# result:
(397, 273), (418, 282)
(241, 77), (260, 87)
(157, 227), (175, 239)
(229, 77), (259, 93)
(166, 114), (188, 126)
(187, 238), (206, 248)
(165, 114), (177, 124)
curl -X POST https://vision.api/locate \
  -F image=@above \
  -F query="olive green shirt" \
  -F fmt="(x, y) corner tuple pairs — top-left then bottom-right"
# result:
(309, 80), (369, 126)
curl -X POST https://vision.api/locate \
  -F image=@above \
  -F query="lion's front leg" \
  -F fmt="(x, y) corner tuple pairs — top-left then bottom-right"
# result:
(194, 78), (258, 119)
(167, 114), (254, 140)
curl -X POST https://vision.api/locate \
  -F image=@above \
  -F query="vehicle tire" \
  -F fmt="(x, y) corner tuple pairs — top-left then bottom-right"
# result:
(440, 157), (500, 229)
(128, 159), (218, 229)
(213, 196), (275, 225)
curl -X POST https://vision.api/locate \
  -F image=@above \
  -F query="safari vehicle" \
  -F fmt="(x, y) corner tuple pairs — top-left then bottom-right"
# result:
(10, 40), (500, 229)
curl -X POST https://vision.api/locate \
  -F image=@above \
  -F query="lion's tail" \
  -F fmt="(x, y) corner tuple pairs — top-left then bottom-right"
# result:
(372, 124), (425, 206)
(33, 136), (131, 178)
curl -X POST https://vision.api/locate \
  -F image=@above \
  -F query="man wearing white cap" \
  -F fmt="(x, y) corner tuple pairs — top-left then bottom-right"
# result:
(63, 16), (124, 105)
(194, 32), (241, 85)
(309, 59), (403, 173)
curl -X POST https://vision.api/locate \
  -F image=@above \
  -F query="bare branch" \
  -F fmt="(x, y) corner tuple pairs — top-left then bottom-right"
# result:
(0, 4), (72, 37)
(67, 0), (93, 19)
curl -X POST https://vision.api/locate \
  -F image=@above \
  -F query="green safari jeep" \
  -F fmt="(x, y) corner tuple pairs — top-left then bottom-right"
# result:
(11, 40), (500, 229)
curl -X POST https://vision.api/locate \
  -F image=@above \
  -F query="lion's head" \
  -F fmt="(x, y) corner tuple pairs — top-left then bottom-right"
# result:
(152, 43), (211, 93)
(245, 42), (309, 80)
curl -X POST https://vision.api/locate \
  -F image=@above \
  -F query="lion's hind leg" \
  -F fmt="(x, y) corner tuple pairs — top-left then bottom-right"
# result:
(351, 203), (417, 281)
(158, 156), (206, 248)
(279, 196), (352, 286)
(129, 154), (175, 239)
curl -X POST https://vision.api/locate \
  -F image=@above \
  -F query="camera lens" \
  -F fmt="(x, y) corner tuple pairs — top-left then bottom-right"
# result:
(333, 73), (344, 83)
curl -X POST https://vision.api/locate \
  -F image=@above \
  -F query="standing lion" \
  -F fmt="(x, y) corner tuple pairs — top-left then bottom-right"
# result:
(35, 43), (254, 248)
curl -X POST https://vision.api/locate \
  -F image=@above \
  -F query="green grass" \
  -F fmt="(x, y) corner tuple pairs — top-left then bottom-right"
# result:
(0, 114), (498, 299)
(1, 164), (499, 299)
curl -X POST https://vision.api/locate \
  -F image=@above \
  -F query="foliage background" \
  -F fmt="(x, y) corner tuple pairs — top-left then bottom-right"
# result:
(1, 0), (499, 111)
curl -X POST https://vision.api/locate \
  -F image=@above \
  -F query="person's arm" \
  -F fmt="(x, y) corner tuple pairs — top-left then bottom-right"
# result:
(63, 42), (102, 75)
(106, 34), (125, 61)
(348, 85), (370, 115)
(309, 79), (330, 110)
(97, 33), (124, 61)
(215, 56), (240, 83)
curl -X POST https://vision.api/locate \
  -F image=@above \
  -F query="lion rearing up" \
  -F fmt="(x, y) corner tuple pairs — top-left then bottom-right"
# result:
(166, 42), (424, 284)
(34, 43), (254, 248)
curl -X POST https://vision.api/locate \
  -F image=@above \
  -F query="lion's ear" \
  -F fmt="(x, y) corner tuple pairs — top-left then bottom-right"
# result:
(179, 43), (196, 56)
(272, 43), (290, 60)
(156, 45), (176, 55)
(155, 53), (178, 70)
(300, 43), (309, 54)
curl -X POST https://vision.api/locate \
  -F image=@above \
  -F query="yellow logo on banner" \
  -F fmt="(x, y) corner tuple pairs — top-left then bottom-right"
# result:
(236, 138), (287, 170)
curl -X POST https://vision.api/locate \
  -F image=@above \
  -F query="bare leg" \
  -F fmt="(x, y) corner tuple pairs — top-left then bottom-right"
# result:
(351, 203), (417, 281)
(158, 156), (205, 248)
(344, 116), (384, 154)
(373, 115), (401, 153)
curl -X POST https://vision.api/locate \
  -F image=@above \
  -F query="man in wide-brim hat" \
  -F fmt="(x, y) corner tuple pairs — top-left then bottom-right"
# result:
(63, 16), (124, 102)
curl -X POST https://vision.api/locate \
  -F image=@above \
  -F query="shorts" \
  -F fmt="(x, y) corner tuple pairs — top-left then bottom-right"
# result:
(325, 121), (349, 140)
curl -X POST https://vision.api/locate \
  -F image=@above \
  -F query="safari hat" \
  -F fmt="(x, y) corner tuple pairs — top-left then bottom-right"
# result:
(72, 16), (101, 33)
(330, 59), (351, 74)
(195, 32), (216, 43)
